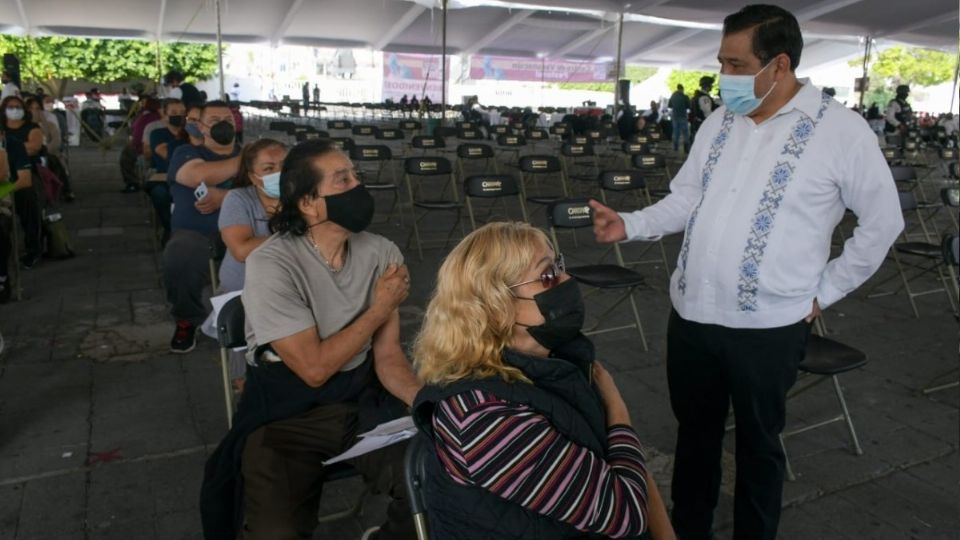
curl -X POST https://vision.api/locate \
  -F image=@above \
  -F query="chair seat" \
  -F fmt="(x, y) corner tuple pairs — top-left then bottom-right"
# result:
(895, 242), (940, 257)
(323, 462), (362, 481)
(413, 200), (461, 210)
(800, 335), (868, 375)
(526, 195), (563, 205)
(366, 182), (398, 191)
(567, 264), (646, 288)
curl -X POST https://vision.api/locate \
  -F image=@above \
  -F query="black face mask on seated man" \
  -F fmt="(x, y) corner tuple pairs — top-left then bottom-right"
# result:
(314, 184), (375, 233)
(209, 120), (235, 145)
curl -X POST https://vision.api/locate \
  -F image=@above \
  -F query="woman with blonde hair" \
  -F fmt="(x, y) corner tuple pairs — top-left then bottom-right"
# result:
(412, 221), (674, 540)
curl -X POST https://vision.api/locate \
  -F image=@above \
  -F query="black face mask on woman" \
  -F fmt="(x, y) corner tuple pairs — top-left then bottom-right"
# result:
(209, 120), (235, 145)
(318, 184), (375, 233)
(515, 278), (586, 352)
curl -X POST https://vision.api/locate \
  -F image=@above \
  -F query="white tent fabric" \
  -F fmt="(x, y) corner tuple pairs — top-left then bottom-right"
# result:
(0, 0), (954, 70)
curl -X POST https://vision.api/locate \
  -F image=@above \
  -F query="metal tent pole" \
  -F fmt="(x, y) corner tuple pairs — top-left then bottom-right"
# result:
(949, 48), (959, 115)
(857, 36), (871, 111)
(613, 11), (625, 120)
(215, 0), (226, 100)
(441, 0), (448, 126)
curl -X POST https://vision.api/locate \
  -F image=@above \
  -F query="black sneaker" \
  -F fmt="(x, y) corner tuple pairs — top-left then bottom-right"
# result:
(170, 320), (197, 353)
(121, 184), (140, 193)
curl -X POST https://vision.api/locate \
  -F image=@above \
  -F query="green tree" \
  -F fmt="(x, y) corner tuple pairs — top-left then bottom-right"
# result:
(0, 36), (220, 97)
(558, 65), (658, 92)
(850, 46), (954, 107)
(665, 70), (717, 97)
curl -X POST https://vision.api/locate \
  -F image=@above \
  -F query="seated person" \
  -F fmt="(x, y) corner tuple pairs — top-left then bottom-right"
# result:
(147, 98), (188, 245)
(200, 139), (420, 540)
(412, 221), (675, 540)
(120, 97), (161, 193)
(163, 100), (240, 353)
(1, 96), (44, 268)
(183, 104), (205, 146)
(0, 132), (34, 301)
(25, 96), (74, 201)
(217, 138), (287, 391)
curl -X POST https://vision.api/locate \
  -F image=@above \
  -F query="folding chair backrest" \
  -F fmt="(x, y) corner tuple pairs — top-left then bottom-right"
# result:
(585, 129), (604, 144)
(941, 187), (959, 208)
(546, 198), (594, 229)
(351, 144), (392, 162)
(330, 137), (355, 152)
(352, 124), (377, 137)
(376, 128), (405, 141)
(881, 147), (903, 161)
(570, 135), (589, 145)
(632, 153), (665, 170)
(296, 130), (330, 142)
(939, 147), (956, 161)
(216, 296), (247, 349)
(600, 170), (646, 191)
(622, 141), (649, 155)
(269, 120), (295, 132)
(328, 119), (352, 130)
(412, 135), (446, 149)
(405, 156), (453, 176)
(647, 130), (663, 142)
(631, 133), (649, 145)
(889, 165), (916, 183)
(399, 120), (422, 131)
(458, 128), (483, 141)
(897, 190), (917, 211)
(943, 235), (959, 266)
(561, 143), (595, 157)
(549, 124), (569, 137)
(497, 134), (526, 147)
(519, 155), (562, 174)
(464, 174), (520, 198)
(903, 139), (919, 152)
(526, 128), (548, 141)
(492, 125), (511, 136)
(457, 121), (475, 130)
(457, 143), (494, 159)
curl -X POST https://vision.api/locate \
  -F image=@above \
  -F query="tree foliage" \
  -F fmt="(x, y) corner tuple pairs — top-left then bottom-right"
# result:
(850, 46), (955, 107)
(665, 70), (718, 96)
(558, 65), (657, 92)
(0, 36), (220, 97)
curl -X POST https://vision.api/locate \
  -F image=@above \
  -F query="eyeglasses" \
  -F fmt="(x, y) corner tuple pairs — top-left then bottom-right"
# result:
(508, 254), (565, 290)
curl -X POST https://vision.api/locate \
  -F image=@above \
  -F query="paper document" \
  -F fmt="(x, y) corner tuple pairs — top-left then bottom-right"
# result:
(202, 290), (244, 349)
(323, 416), (418, 465)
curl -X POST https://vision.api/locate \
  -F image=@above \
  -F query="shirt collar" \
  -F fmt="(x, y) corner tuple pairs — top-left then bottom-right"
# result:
(774, 78), (822, 121)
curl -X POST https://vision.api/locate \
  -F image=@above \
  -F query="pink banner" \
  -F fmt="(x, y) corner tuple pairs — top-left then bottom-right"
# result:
(469, 55), (610, 83)
(382, 53), (449, 103)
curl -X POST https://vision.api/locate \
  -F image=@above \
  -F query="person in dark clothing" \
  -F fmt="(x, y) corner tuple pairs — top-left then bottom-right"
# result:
(690, 75), (717, 142)
(164, 69), (203, 108)
(0, 132), (35, 300)
(412, 221), (675, 540)
(1, 96), (44, 268)
(884, 84), (912, 134)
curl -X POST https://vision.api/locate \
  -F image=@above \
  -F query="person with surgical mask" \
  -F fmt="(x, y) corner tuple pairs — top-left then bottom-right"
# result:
(145, 98), (189, 244)
(412, 221), (675, 540)
(1, 95), (44, 267)
(216, 139), (287, 392)
(201, 139), (421, 540)
(588, 6), (903, 539)
(163, 100), (241, 354)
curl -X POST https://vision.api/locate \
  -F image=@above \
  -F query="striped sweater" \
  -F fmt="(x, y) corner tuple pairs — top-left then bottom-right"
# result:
(431, 389), (650, 539)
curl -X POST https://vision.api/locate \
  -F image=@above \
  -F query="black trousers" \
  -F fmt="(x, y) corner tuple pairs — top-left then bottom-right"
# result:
(666, 310), (811, 540)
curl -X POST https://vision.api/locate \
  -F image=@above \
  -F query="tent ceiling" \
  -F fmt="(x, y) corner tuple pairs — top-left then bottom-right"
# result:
(0, 0), (955, 69)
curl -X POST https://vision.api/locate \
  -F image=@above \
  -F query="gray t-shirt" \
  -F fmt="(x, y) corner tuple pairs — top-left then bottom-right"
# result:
(242, 231), (403, 372)
(217, 186), (271, 292)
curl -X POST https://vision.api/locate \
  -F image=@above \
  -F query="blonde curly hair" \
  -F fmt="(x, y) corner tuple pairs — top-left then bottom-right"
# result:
(414, 222), (551, 385)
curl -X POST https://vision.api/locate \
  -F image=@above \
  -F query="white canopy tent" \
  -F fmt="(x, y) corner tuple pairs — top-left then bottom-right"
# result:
(0, 0), (953, 68)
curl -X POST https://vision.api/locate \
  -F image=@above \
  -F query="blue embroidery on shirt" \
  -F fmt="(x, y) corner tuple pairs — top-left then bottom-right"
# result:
(677, 111), (736, 294)
(736, 92), (832, 312)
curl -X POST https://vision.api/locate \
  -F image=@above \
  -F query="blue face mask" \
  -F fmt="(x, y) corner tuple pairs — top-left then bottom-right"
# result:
(185, 122), (203, 140)
(259, 172), (281, 199)
(719, 60), (777, 116)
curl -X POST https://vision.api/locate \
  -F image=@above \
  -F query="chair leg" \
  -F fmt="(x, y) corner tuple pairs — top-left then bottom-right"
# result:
(891, 249), (921, 318)
(831, 375), (863, 456)
(219, 348), (234, 429)
(779, 434), (796, 482)
(628, 292), (649, 352)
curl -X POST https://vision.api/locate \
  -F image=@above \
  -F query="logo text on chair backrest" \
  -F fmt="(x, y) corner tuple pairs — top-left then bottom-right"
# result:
(573, 136), (588, 145)
(641, 156), (657, 167)
(467, 147), (484, 156)
(649, 132), (661, 140)
(531, 159), (549, 169)
(612, 174), (633, 186)
(569, 145), (584, 154)
(565, 205), (591, 220)
(421, 139), (436, 146)
(362, 149), (380, 158)
(418, 161), (438, 172)
(381, 130), (397, 138)
(359, 127), (373, 134)
(481, 180), (503, 192)
(626, 143), (643, 153)
(635, 135), (648, 144)
(505, 137), (518, 145)
(306, 133), (319, 139)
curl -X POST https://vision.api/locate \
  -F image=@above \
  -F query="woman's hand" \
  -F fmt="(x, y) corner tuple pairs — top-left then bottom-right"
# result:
(593, 362), (631, 427)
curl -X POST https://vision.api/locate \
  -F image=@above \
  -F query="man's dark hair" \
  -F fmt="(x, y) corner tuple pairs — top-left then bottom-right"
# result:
(723, 4), (803, 71)
(699, 75), (714, 88)
(269, 139), (342, 236)
(162, 98), (183, 112)
(163, 70), (185, 84)
(676, 84), (684, 91)
(201, 100), (230, 117)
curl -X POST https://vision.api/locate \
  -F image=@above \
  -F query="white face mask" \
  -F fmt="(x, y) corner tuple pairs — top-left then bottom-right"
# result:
(167, 87), (183, 100)
(5, 108), (24, 121)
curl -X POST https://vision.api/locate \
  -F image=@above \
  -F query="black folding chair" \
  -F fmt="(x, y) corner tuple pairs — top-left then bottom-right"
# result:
(403, 156), (463, 260)
(327, 119), (352, 132)
(216, 295), (245, 428)
(351, 145), (401, 224)
(411, 135), (447, 156)
(463, 174), (528, 230)
(631, 153), (672, 200)
(560, 142), (599, 194)
(456, 143), (497, 179)
(518, 155), (569, 210)
(330, 136), (356, 153)
(597, 170), (671, 282)
(496, 133), (526, 165)
(546, 198), (649, 350)
(404, 436), (430, 540)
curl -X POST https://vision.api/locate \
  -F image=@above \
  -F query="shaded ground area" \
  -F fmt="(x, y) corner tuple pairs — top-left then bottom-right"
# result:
(0, 141), (956, 540)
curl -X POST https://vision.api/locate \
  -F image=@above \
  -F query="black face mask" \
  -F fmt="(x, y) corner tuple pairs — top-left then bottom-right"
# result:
(319, 184), (375, 233)
(209, 120), (235, 145)
(168, 115), (185, 127)
(516, 278), (585, 352)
